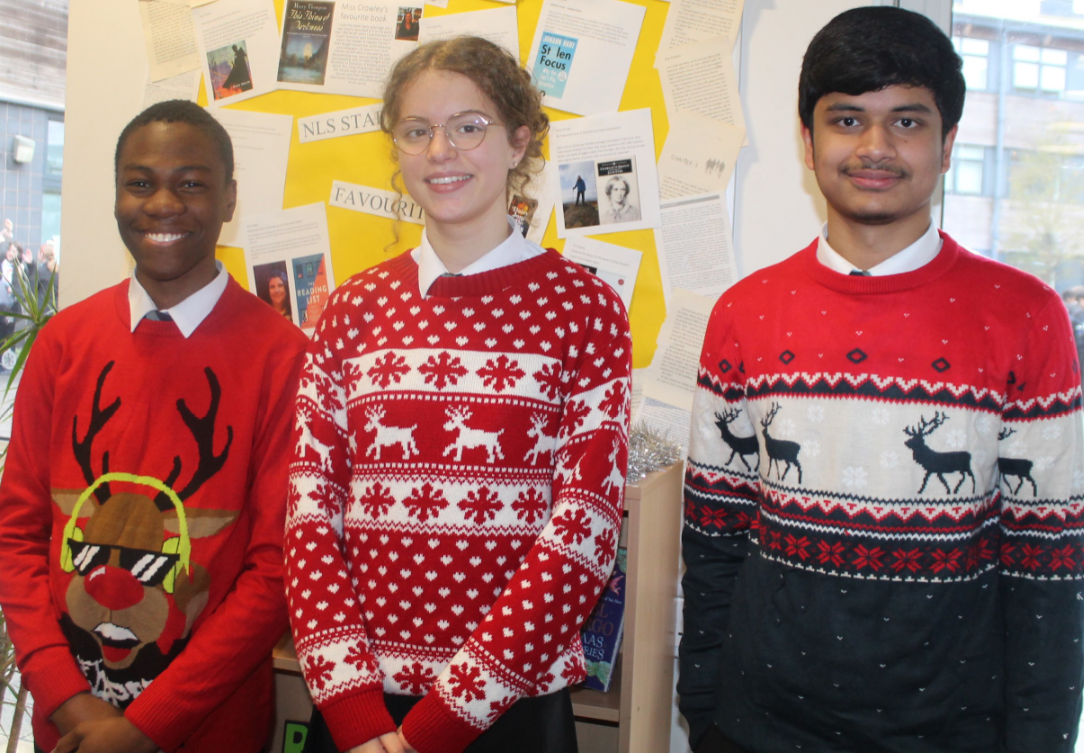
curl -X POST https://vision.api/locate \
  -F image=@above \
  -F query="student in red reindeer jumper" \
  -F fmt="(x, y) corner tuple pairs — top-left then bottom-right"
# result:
(0, 100), (309, 753)
(287, 37), (632, 753)
(679, 8), (1084, 753)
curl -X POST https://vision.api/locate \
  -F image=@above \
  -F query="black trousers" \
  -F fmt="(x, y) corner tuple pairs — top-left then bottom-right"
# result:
(304, 688), (578, 753)
(695, 725), (751, 753)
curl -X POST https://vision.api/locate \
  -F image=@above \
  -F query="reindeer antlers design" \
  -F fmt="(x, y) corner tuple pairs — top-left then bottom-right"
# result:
(72, 362), (122, 503)
(71, 363), (233, 511)
(156, 368), (233, 511)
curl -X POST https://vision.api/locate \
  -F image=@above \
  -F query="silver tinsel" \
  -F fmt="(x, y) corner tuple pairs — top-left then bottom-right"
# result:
(626, 422), (683, 483)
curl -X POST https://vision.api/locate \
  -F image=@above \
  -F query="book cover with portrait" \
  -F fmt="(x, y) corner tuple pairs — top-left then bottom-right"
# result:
(595, 158), (641, 226)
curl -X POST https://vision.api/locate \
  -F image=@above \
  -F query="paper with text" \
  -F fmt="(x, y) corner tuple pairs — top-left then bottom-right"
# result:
(142, 69), (201, 107)
(643, 288), (713, 412)
(242, 203), (335, 334)
(419, 6), (519, 60)
(526, 0), (646, 116)
(657, 0), (743, 58)
(297, 103), (383, 143)
(655, 193), (737, 306)
(634, 397), (693, 455)
(276, 0), (419, 98)
(562, 236), (642, 312)
(141, 0), (201, 81)
(210, 109), (293, 247)
(658, 113), (744, 201)
(657, 37), (745, 132)
(551, 109), (661, 238)
(193, 0), (280, 106)
(329, 181), (426, 225)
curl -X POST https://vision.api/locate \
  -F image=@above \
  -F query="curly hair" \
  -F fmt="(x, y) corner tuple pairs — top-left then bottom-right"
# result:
(380, 36), (549, 199)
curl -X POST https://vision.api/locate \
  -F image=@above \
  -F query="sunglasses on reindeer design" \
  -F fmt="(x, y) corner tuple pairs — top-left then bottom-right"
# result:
(69, 539), (181, 588)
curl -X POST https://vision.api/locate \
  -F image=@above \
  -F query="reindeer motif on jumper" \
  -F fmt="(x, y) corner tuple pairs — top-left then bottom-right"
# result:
(760, 403), (802, 484)
(997, 427), (1037, 496)
(363, 405), (419, 460)
(295, 404), (334, 472)
(54, 361), (238, 707)
(903, 412), (976, 494)
(525, 412), (557, 466)
(714, 408), (760, 472)
(442, 406), (505, 463)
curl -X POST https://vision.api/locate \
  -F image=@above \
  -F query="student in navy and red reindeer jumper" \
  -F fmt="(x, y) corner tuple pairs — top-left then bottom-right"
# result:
(287, 36), (632, 753)
(679, 8), (1084, 753)
(0, 100), (309, 753)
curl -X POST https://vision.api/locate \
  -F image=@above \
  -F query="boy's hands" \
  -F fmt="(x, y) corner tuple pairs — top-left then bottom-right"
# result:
(347, 732), (406, 753)
(50, 693), (121, 735)
(51, 716), (158, 753)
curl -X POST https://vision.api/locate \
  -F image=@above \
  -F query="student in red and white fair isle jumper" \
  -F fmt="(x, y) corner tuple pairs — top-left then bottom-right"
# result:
(286, 37), (632, 753)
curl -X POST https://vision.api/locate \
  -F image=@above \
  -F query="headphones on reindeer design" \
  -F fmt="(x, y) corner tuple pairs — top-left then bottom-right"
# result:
(60, 472), (192, 594)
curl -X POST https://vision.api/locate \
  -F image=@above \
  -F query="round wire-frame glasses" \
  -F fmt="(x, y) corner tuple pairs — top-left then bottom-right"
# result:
(392, 111), (505, 155)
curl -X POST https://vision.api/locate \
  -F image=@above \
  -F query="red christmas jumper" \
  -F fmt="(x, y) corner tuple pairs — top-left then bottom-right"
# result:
(679, 233), (1084, 752)
(0, 278), (309, 752)
(286, 249), (632, 753)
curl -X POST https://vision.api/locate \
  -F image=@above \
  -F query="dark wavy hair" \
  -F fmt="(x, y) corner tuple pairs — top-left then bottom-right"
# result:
(115, 99), (235, 183)
(799, 7), (965, 139)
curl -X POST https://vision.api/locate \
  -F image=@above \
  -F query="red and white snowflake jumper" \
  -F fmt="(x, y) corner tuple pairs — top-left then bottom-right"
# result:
(285, 249), (632, 753)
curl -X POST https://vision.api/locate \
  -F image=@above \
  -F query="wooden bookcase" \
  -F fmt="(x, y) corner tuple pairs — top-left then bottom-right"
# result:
(569, 461), (684, 753)
(271, 461), (684, 753)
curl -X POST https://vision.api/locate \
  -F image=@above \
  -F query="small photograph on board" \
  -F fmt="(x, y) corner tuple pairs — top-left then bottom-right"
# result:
(596, 158), (641, 226)
(278, 0), (334, 86)
(508, 194), (538, 237)
(559, 160), (600, 230)
(292, 253), (331, 331)
(253, 261), (293, 320)
(395, 7), (422, 41)
(208, 40), (253, 101)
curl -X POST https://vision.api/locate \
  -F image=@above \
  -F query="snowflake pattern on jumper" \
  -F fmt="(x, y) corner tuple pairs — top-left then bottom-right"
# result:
(286, 250), (630, 749)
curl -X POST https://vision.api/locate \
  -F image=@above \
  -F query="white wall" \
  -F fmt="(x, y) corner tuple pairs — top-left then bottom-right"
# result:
(59, 0), (145, 309)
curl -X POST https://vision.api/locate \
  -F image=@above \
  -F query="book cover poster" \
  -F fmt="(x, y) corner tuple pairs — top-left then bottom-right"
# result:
(293, 253), (330, 331)
(533, 32), (577, 98)
(208, 40), (253, 100)
(278, 0), (334, 85)
(581, 547), (627, 692)
(596, 158), (641, 226)
(508, 194), (538, 237)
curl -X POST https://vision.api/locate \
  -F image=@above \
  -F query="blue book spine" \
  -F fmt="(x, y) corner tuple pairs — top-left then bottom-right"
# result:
(581, 548), (627, 692)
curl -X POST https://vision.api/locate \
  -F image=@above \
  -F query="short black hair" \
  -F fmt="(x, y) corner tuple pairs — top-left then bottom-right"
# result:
(799, 7), (965, 139)
(114, 100), (234, 183)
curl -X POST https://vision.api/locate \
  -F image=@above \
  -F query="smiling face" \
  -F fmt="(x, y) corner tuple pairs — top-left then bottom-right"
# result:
(396, 70), (529, 244)
(802, 85), (955, 234)
(115, 121), (237, 309)
(268, 275), (287, 307)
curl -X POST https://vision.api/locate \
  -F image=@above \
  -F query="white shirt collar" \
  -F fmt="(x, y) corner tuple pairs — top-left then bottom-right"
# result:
(128, 261), (229, 338)
(816, 221), (942, 276)
(411, 217), (545, 297)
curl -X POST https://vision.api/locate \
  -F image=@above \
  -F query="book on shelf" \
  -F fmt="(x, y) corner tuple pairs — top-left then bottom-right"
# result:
(581, 547), (627, 692)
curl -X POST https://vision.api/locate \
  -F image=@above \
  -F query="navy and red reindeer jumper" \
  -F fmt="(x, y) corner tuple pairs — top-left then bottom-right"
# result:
(679, 233), (1084, 753)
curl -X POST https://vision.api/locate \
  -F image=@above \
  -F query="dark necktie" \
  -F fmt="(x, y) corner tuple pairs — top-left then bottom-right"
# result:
(849, 270), (871, 277)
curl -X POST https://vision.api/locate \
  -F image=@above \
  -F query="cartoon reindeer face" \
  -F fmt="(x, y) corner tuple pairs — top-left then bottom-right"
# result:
(55, 362), (238, 674)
